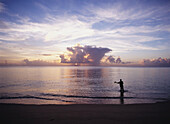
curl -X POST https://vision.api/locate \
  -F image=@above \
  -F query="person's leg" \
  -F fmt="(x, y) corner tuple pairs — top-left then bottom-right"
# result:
(120, 85), (124, 92)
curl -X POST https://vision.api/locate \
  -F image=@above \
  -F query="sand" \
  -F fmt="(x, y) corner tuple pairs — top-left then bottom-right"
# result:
(0, 101), (170, 124)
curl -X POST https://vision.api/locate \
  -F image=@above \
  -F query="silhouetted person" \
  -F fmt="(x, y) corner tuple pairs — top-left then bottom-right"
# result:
(114, 79), (124, 92)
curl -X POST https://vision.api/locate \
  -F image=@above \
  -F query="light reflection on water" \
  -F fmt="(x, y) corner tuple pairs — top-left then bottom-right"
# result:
(0, 66), (170, 104)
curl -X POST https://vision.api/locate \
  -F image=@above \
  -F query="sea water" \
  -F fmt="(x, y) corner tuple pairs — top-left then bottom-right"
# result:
(0, 66), (170, 104)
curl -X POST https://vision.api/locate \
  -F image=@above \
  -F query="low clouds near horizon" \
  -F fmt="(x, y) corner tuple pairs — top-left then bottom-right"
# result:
(1, 43), (169, 67)
(23, 59), (57, 66)
(142, 57), (170, 67)
(21, 57), (170, 67)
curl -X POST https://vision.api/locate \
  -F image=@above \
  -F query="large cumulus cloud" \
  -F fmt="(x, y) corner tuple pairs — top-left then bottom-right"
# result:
(60, 44), (112, 65)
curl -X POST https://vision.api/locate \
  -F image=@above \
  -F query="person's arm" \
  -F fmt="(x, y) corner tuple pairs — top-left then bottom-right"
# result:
(114, 81), (120, 84)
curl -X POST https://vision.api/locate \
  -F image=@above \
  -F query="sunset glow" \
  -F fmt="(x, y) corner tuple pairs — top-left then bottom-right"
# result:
(0, 0), (170, 66)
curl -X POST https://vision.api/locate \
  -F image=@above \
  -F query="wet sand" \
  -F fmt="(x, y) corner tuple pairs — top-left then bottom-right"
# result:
(0, 101), (170, 124)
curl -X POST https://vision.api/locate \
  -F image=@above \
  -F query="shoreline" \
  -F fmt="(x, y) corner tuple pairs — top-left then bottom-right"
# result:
(0, 99), (169, 106)
(1, 101), (170, 124)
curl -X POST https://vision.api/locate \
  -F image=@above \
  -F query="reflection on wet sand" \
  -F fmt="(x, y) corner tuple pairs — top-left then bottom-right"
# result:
(120, 91), (124, 104)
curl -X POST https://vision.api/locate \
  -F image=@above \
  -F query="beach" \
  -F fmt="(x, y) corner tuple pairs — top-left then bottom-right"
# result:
(0, 67), (170, 124)
(1, 101), (170, 124)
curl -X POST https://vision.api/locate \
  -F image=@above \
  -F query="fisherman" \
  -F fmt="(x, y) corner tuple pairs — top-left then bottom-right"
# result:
(114, 79), (124, 92)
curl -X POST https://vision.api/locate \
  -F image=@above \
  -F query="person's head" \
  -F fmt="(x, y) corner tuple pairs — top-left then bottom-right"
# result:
(120, 79), (122, 81)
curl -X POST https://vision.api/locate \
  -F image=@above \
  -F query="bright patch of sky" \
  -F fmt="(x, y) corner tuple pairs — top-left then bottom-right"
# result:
(0, 0), (170, 64)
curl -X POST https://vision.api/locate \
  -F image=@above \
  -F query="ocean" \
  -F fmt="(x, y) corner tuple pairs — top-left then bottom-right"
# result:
(0, 66), (170, 104)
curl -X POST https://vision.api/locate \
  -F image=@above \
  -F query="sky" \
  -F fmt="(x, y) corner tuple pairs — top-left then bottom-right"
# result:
(0, 0), (170, 66)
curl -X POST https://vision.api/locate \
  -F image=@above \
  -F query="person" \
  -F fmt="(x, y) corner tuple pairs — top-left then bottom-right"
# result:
(114, 79), (124, 92)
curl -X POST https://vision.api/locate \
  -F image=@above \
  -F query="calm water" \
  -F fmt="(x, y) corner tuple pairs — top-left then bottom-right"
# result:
(0, 66), (170, 104)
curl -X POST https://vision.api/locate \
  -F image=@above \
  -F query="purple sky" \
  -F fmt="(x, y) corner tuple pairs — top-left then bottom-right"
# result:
(0, 0), (170, 66)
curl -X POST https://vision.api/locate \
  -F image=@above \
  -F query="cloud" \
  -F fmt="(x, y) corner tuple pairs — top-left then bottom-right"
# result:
(105, 56), (122, 64)
(142, 57), (170, 67)
(60, 44), (112, 65)
(0, 15), (94, 43)
(44, 17), (94, 42)
(105, 56), (115, 63)
(1, 0), (170, 62)
(1, 3), (168, 44)
(40, 54), (52, 56)
(0, 2), (5, 13)
(86, 1), (170, 23)
(116, 57), (122, 63)
(23, 59), (56, 66)
(1, 4), (168, 45)
(34, 2), (50, 12)
(0, 20), (8, 29)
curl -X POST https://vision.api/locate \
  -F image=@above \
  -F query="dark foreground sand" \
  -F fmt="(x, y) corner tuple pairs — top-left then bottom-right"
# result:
(0, 101), (170, 124)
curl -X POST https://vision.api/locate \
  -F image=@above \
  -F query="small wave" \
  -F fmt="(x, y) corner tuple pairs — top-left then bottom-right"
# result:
(41, 93), (135, 99)
(0, 95), (74, 103)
